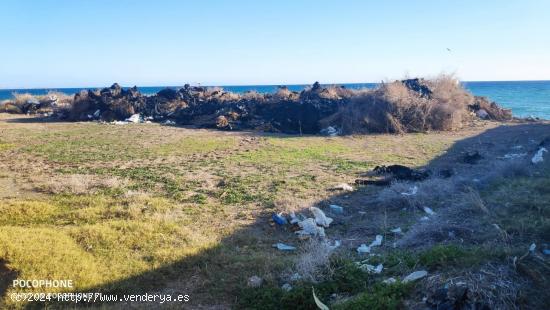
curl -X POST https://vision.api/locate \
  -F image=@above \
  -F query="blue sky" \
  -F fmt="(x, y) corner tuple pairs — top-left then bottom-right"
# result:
(0, 0), (549, 88)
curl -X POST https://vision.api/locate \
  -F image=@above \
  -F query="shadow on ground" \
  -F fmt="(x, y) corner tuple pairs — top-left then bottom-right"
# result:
(2, 121), (549, 309)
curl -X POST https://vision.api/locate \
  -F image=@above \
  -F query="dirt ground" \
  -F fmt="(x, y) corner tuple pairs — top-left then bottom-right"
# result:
(0, 113), (548, 309)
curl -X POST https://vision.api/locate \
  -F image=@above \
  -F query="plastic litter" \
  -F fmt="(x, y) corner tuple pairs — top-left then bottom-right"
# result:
(320, 126), (339, 137)
(289, 212), (302, 224)
(327, 240), (342, 250)
(125, 114), (142, 123)
(423, 207), (436, 215)
(502, 153), (527, 159)
(391, 227), (402, 234)
(93, 109), (101, 118)
(331, 183), (353, 191)
(357, 244), (371, 254)
(248, 275), (263, 288)
(403, 270), (428, 283)
(310, 207), (333, 228)
(329, 204), (344, 214)
(296, 218), (326, 237)
(543, 249), (550, 255)
(529, 243), (536, 252)
(272, 213), (288, 225)
(401, 186), (418, 196)
(532, 147), (547, 164)
(281, 283), (292, 292)
(370, 235), (383, 247)
(312, 287), (329, 310)
(420, 216), (430, 221)
(360, 263), (383, 274)
(112, 120), (129, 125)
(290, 273), (302, 282)
(273, 243), (296, 251)
(383, 277), (397, 284)
(163, 120), (176, 125)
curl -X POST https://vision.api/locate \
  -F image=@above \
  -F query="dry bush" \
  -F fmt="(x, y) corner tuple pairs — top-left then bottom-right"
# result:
(35, 174), (127, 195)
(294, 240), (334, 282)
(273, 86), (298, 101)
(425, 75), (473, 130)
(241, 90), (265, 101)
(330, 75), (475, 134)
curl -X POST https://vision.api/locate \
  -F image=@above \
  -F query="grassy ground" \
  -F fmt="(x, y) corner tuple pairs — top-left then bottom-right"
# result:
(0, 114), (548, 309)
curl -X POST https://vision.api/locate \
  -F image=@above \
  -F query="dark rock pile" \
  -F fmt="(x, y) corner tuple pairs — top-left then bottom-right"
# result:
(62, 82), (346, 134)
(1, 77), (517, 134)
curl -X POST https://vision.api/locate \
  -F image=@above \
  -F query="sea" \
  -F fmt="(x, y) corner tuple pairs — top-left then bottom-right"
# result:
(1, 81), (549, 119)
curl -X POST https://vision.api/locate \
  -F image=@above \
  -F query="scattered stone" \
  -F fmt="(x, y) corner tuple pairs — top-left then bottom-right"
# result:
(383, 277), (397, 284)
(403, 270), (428, 283)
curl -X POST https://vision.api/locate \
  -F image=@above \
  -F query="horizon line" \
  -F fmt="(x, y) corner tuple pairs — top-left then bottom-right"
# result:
(1, 79), (549, 91)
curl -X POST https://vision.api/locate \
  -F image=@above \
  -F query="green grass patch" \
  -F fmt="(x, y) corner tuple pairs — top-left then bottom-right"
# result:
(483, 175), (550, 241)
(237, 260), (412, 310)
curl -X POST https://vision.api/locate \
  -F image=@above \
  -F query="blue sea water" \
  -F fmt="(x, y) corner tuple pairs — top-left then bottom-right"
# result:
(1, 81), (549, 119)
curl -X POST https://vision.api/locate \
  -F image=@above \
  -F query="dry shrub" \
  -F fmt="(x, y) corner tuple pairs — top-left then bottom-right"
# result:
(331, 75), (474, 134)
(35, 174), (127, 194)
(242, 90), (265, 102)
(295, 240), (334, 282)
(273, 86), (298, 101)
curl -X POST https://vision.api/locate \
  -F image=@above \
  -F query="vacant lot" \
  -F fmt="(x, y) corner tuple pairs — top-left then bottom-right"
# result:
(0, 114), (548, 309)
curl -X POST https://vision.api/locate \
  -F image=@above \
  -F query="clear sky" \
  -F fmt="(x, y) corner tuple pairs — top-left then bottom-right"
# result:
(1, 0), (549, 88)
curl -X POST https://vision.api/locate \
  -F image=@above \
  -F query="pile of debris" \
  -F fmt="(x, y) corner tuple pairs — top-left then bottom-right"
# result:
(2, 76), (519, 134)
(468, 96), (512, 121)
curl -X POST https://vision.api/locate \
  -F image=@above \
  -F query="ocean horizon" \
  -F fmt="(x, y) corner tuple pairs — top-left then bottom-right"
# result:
(1, 80), (549, 119)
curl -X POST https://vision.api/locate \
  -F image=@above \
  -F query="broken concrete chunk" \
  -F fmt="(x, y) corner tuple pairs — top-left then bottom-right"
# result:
(403, 270), (428, 283)
(310, 207), (333, 228)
